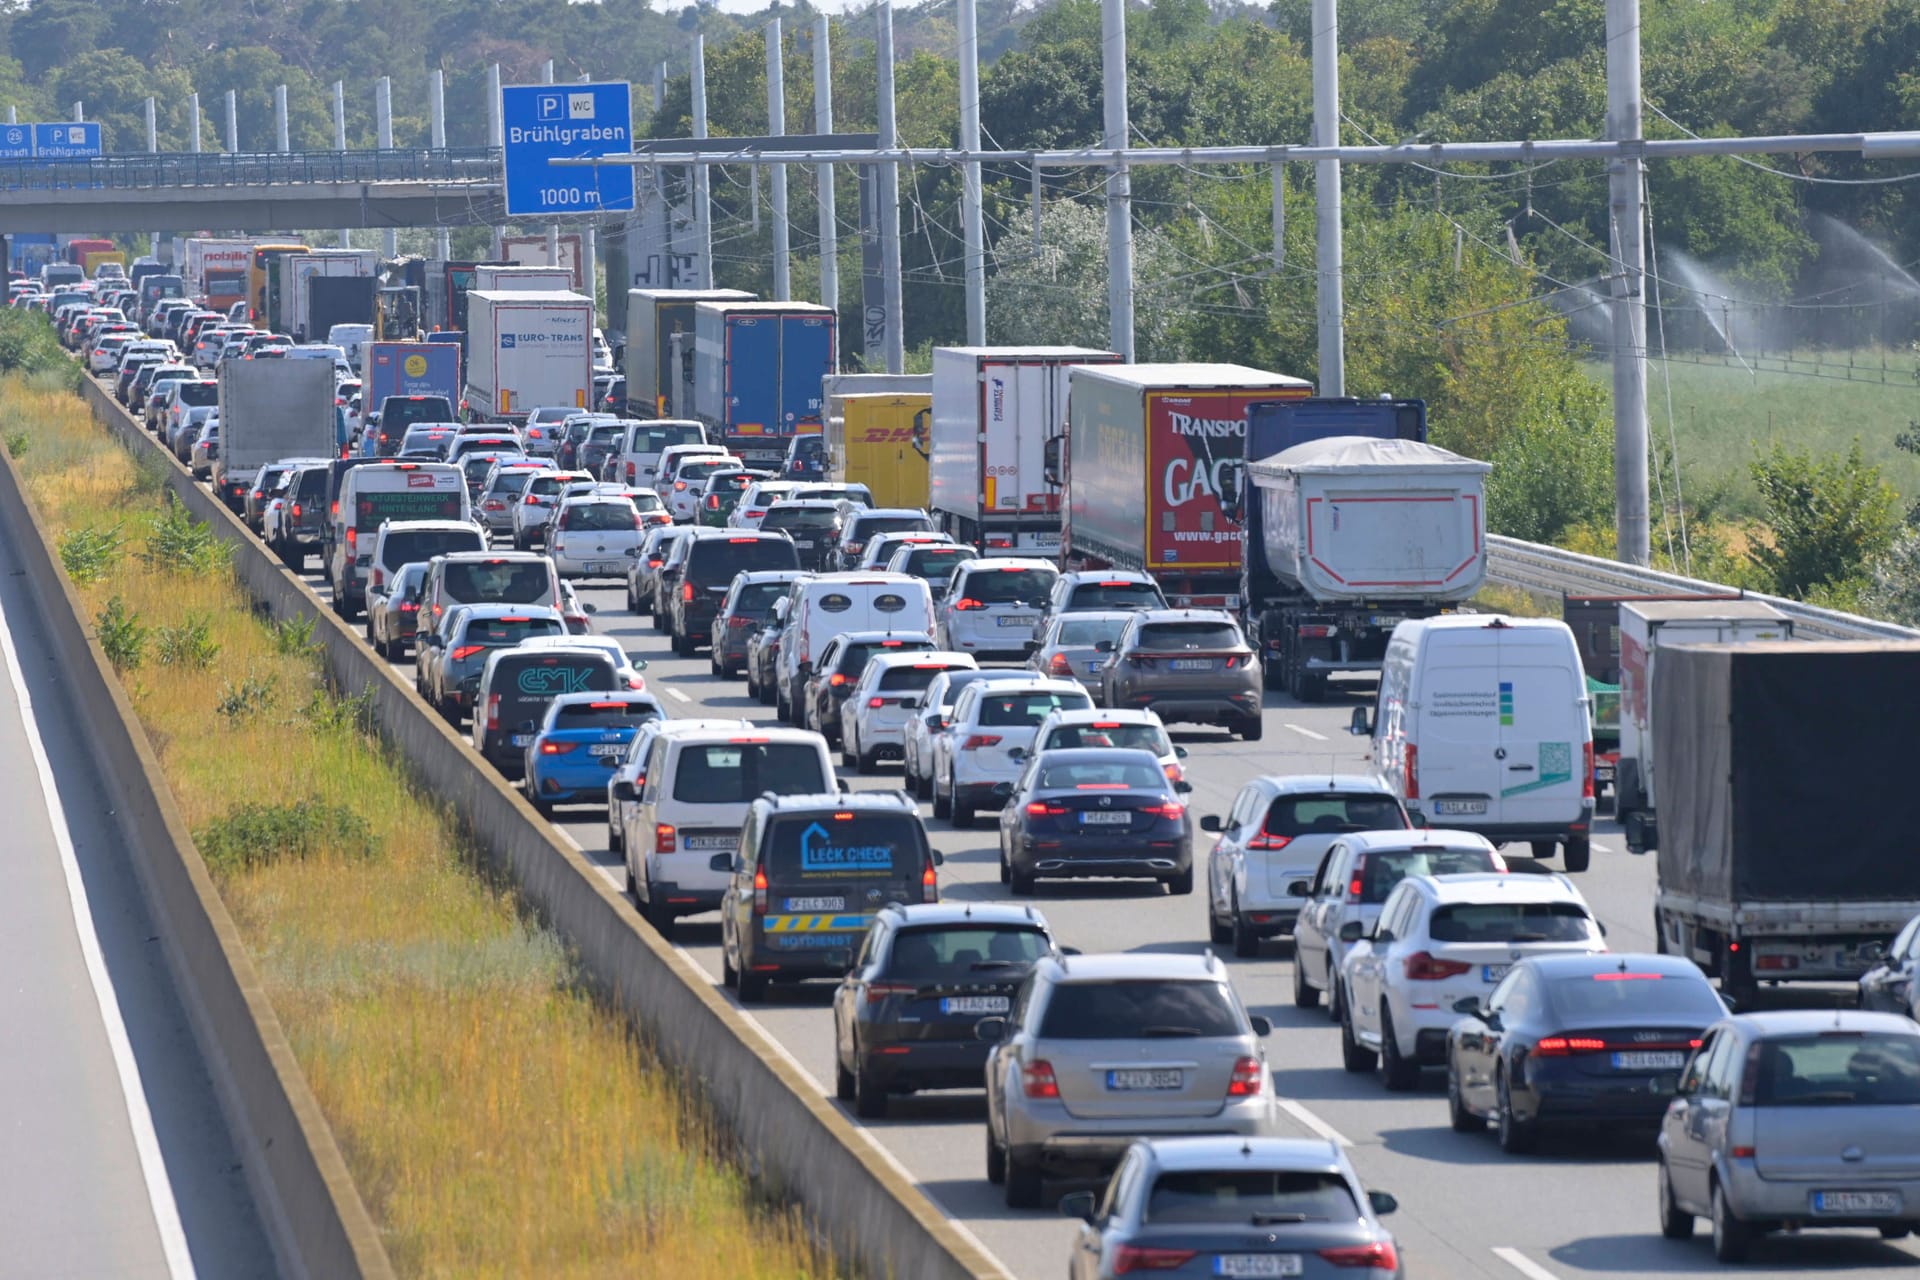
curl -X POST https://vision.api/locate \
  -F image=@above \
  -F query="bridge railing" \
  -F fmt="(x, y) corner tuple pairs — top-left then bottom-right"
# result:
(0, 147), (502, 190)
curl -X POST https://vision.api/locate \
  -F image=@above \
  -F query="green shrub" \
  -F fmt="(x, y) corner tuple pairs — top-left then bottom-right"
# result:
(154, 614), (219, 669)
(59, 523), (124, 584)
(143, 500), (230, 577)
(95, 596), (146, 671)
(195, 797), (380, 873)
(269, 614), (320, 658)
(0, 309), (80, 383)
(4, 429), (28, 458)
(216, 672), (277, 720)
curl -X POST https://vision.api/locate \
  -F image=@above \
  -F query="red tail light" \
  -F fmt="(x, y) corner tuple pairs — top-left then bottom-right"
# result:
(398, 601), (418, 613)
(1026, 801), (1068, 817)
(829, 673), (848, 687)
(962, 734), (1002, 749)
(752, 865), (768, 914)
(706, 494), (720, 508)
(345, 527), (357, 549)
(1047, 652), (1072, 676)
(654, 823), (676, 853)
(1533, 1035), (1609, 1056)
(674, 480), (688, 491)
(1246, 831), (1292, 850)
(952, 597), (985, 611)
(868, 696), (886, 708)
(539, 741), (578, 755)
(922, 858), (939, 902)
(250, 489), (263, 501)
(682, 582), (694, 601)
(1225, 1056), (1263, 1096)
(1582, 739), (1595, 800)
(1021, 1061), (1059, 1099)
(1112, 1246), (1197, 1274)
(1319, 1243), (1398, 1270)
(864, 981), (915, 1004)
(1403, 951), (1472, 981)
(729, 616), (756, 629)
(291, 503), (302, 518)
(484, 693), (500, 732)
(1140, 800), (1186, 820)
(1404, 742), (1419, 800)
(526, 494), (541, 504)
(625, 463), (636, 482)
(451, 644), (484, 661)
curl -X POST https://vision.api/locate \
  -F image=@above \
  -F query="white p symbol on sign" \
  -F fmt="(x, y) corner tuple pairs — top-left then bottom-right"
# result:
(537, 94), (564, 122)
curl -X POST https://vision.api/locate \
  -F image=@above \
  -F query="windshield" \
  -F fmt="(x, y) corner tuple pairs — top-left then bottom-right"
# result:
(1428, 902), (1598, 944)
(381, 527), (484, 570)
(1034, 758), (1169, 790)
(762, 813), (926, 880)
(552, 701), (662, 731)
(1146, 1171), (1357, 1226)
(978, 689), (1092, 727)
(443, 561), (554, 605)
(888, 926), (1050, 976)
(1547, 973), (1725, 1023)
(1266, 795), (1407, 839)
(1358, 847), (1498, 902)
(1043, 723), (1170, 754)
(175, 382), (218, 407)
(1038, 981), (1241, 1039)
(669, 742), (827, 803)
(957, 567), (1054, 604)
(458, 615), (564, 646)
(1069, 582), (1164, 610)
(761, 506), (838, 531)
(1136, 621), (1243, 650)
(560, 502), (637, 532)
(1750, 1033), (1920, 1107)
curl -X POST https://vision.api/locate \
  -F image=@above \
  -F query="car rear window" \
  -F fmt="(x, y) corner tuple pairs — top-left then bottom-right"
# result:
(1749, 1033), (1920, 1107)
(1034, 758), (1168, 790)
(559, 502), (637, 532)
(1427, 901), (1597, 944)
(460, 615), (564, 646)
(463, 452), (518, 481)
(486, 468), (541, 494)
(587, 425), (624, 445)
(175, 382), (217, 406)
(956, 567), (1054, 604)
(383, 398), (455, 430)
(1546, 972), (1725, 1023)
(670, 742), (828, 803)
(1043, 723), (1169, 755)
(887, 926), (1050, 977)
(1069, 582), (1164, 609)
(978, 690), (1092, 726)
(838, 639), (932, 675)
(1266, 794), (1406, 839)
(728, 581), (791, 615)
(1145, 1171), (1358, 1226)
(628, 424), (704, 451)
(1136, 621), (1243, 650)
(901, 547), (976, 576)
(443, 560), (554, 605)
(381, 526), (485, 571)
(1356, 847), (1499, 902)
(878, 663), (959, 693)
(552, 701), (662, 730)
(705, 472), (757, 493)
(1038, 981), (1241, 1039)
(686, 537), (801, 583)
(849, 515), (931, 541)
(761, 812), (927, 880)
(676, 459), (735, 483)
(762, 505), (839, 531)
(1056, 616), (1127, 645)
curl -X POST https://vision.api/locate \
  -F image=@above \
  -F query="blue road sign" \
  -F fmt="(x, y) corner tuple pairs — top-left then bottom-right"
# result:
(0, 124), (30, 159)
(33, 122), (101, 158)
(500, 82), (635, 218)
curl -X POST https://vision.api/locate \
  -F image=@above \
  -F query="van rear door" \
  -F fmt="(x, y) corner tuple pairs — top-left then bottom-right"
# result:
(1492, 629), (1589, 829)
(1414, 630), (1504, 824)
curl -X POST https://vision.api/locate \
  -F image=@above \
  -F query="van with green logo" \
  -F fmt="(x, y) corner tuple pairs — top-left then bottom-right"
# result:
(1351, 615), (1595, 871)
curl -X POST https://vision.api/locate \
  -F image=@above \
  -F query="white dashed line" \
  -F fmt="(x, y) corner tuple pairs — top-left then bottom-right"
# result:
(664, 687), (691, 703)
(1276, 1097), (1353, 1147)
(1491, 1246), (1562, 1280)
(1285, 723), (1328, 741)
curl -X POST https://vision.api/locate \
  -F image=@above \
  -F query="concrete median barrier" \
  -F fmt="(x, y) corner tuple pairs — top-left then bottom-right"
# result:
(77, 378), (1007, 1280)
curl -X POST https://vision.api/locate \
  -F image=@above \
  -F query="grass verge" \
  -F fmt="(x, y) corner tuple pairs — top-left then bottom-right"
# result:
(3, 370), (841, 1278)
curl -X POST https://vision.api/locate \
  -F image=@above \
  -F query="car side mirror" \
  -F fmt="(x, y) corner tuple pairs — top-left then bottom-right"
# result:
(1174, 745), (1189, 759)
(1007, 747), (1026, 760)
(837, 778), (851, 793)
(1338, 920), (1366, 943)
(1058, 1190), (1097, 1224)
(1372, 928), (1395, 945)
(708, 853), (733, 873)
(423, 633), (443, 648)
(1350, 707), (1373, 736)
(1022, 640), (1039, 654)
(1286, 878), (1312, 897)
(1060, 946), (1082, 956)
(1200, 814), (1223, 834)
(1862, 939), (1888, 962)
(929, 850), (944, 867)
(612, 781), (638, 802)
(583, 602), (599, 614)
(973, 1016), (1007, 1042)
(1249, 1014), (1272, 1037)
(1367, 1190), (1398, 1218)
(1451, 996), (1483, 1016)
(627, 655), (648, 670)
(1174, 780), (1192, 794)
(1094, 639), (1115, 653)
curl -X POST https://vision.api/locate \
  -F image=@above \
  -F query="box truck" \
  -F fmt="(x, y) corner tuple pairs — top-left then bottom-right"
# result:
(185, 239), (254, 314)
(826, 392), (932, 510)
(473, 264), (574, 293)
(211, 358), (340, 510)
(691, 300), (835, 468)
(269, 250), (376, 339)
(465, 289), (594, 423)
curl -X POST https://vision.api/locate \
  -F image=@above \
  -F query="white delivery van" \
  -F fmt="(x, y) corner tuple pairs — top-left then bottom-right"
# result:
(1354, 615), (1595, 871)
(327, 461), (470, 619)
(774, 572), (936, 725)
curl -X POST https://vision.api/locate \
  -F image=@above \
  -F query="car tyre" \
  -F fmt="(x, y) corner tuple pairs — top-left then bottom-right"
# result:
(1292, 951), (1320, 1008)
(1208, 897), (1232, 946)
(1447, 1056), (1486, 1132)
(1710, 1181), (1749, 1262)
(854, 1068), (887, 1120)
(1004, 1152), (1043, 1210)
(933, 769), (953, 820)
(609, 820), (623, 854)
(1238, 715), (1264, 742)
(1327, 961), (1343, 1023)
(1529, 839), (1557, 862)
(1230, 895), (1258, 956)
(1009, 860), (1036, 895)
(1380, 1006), (1420, 1092)
(1496, 1070), (1538, 1154)
(737, 968), (769, 1003)
(835, 1056), (856, 1103)
(1658, 1159), (1694, 1239)
(1340, 997), (1376, 1073)
(1165, 865), (1194, 896)
(1878, 1225), (1910, 1240)
(985, 1123), (1007, 1185)
(1563, 836), (1591, 873)
(642, 888), (675, 940)
(721, 945), (738, 988)
(951, 797), (975, 829)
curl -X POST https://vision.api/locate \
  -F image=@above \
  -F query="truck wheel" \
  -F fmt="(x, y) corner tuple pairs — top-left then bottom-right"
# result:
(1262, 654), (1284, 691)
(1562, 837), (1591, 872)
(1297, 674), (1326, 704)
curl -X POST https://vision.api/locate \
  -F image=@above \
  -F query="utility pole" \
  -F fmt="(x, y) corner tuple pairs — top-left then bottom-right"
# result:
(1101, 0), (1134, 360)
(377, 77), (396, 258)
(1607, 0), (1650, 565)
(334, 80), (350, 249)
(71, 101), (82, 122)
(189, 93), (201, 154)
(274, 84), (288, 152)
(691, 35), (713, 287)
(876, 3), (905, 372)
(767, 19), (791, 299)
(488, 64), (505, 260)
(543, 60), (560, 270)
(959, 0), (986, 343)
(1311, 0), (1345, 395)
(431, 69), (451, 262)
(813, 19), (838, 316)
(146, 97), (159, 260)
(225, 89), (237, 153)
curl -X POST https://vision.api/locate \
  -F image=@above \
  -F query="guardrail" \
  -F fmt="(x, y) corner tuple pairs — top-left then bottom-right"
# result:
(1486, 533), (1920, 642)
(0, 147), (501, 190)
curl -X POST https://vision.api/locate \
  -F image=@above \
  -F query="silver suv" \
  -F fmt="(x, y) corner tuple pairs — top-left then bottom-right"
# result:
(980, 952), (1276, 1209)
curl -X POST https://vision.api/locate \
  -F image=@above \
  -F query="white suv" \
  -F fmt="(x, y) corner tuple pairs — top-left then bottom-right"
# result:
(838, 650), (976, 773)
(606, 718), (749, 854)
(1338, 872), (1606, 1091)
(930, 676), (1092, 828)
(935, 558), (1059, 661)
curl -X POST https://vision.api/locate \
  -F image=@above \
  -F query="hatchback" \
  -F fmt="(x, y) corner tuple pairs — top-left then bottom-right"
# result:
(831, 506), (936, 572)
(1032, 570), (1169, 648)
(803, 631), (941, 745)
(522, 692), (665, 813)
(886, 541), (978, 594)
(932, 677), (1094, 827)
(839, 650), (977, 773)
(511, 469), (596, 549)
(1101, 610), (1263, 741)
(711, 570), (806, 679)
(903, 668), (1008, 801)
(472, 644), (623, 777)
(759, 499), (844, 571)
(415, 605), (567, 722)
(1026, 610), (1134, 696)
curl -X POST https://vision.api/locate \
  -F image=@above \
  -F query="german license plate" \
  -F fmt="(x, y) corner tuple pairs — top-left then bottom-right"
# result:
(793, 538), (814, 548)
(1813, 1190), (1902, 1215)
(998, 615), (1038, 627)
(1612, 1051), (1686, 1070)
(511, 733), (534, 746)
(1107, 1068), (1182, 1090)
(1086, 660), (1106, 674)
(784, 896), (845, 912)
(683, 834), (738, 852)
(1370, 616), (1406, 629)
(588, 743), (624, 757)
(1482, 964), (1510, 982)
(1433, 799), (1488, 816)
(1173, 658), (1214, 671)
(941, 995), (1009, 1015)
(586, 561), (619, 574)
(1081, 810), (1133, 825)
(1215, 1257), (1301, 1278)
(1595, 765), (1616, 782)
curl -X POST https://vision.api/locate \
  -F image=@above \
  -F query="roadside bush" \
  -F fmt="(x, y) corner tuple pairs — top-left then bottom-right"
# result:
(58, 522), (124, 584)
(1747, 440), (1897, 600)
(143, 500), (230, 576)
(4, 428), (28, 457)
(215, 672), (277, 720)
(195, 798), (380, 873)
(94, 596), (146, 671)
(154, 614), (219, 669)
(0, 309), (79, 386)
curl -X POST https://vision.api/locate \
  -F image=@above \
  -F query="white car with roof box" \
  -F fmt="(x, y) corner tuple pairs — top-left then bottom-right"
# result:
(838, 650), (977, 773)
(774, 572), (937, 726)
(936, 557), (1060, 660)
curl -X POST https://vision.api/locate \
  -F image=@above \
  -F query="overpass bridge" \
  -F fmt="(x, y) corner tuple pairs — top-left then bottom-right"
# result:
(0, 147), (515, 234)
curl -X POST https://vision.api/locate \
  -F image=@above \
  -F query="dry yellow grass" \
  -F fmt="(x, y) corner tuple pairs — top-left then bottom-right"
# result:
(4, 374), (842, 1279)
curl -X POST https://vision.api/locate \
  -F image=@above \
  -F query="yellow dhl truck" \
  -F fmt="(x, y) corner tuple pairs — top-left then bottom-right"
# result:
(826, 392), (931, 510)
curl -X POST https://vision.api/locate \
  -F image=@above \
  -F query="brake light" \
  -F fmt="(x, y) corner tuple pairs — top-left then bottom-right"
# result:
(250, 489), (263, 501)
(1318, 1243), (1398, 1271)
(526, 494), (540, 504)
(952, 597), (985, 611)
(1020, 1061), (1059, 1099)
(1112, 1246), (1196, 1274)
(539, 741), (578, 755)
(1246, 832), (1292, 850)
(291, 503), (302, 518)
(451, 644), (485, 661)
(706, 494), (720, 509)
(864, 981), (915, 1004)
(962, 735), (1002, 750)
(626, 463), (636, 482)
(1403, 951), (1472, 981)
(1140, 800), (1186, 820)
(654, 823), (676, 853)
(484, 693), (501, 732)
(1731, 1145), (1756, 1159)
(829, 673), (848, 687)
(752, 865), (768, 914)
(1047, 652), (1072, 676)
(1533, 1035), (1608, 1056)
(674, 480), (688, 491)
(868, 697), (886, 708)
(345, 527), (357, 549)
(1404, 742), (1419, 799)
(1582, 739), (1594, 800)
(922, 858), (938, 902)
(1026, 801), (1068, 817)
(682, 582), (694, 602)
(1226, 1056), (1262, 1097)
(398, 601), (418, 613)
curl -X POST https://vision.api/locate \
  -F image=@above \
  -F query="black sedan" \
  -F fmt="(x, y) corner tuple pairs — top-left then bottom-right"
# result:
(995, 748), (1195, 895)
(1445, 952), (1725, 1153)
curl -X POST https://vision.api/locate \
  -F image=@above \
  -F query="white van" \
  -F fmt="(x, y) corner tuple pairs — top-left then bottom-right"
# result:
(611, 420), (709, 488)
(1352, 615), (1595, 871)
(327, 461), (469, 618)
(774, 572), (936, 725)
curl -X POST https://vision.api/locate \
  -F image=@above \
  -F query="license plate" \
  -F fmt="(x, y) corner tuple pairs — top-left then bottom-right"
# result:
(941, 995), (1009, 1015)
(1612, 1051), (1686, 1070)
(1813, 1190), (1902, 1215)
(1483, 964), (1510, 982)
(793, 538), (814, 548)
(683, 834), (738, 852)
(998, 615), (1039, 627)
(588, 743), (624, 757)
(1371, 615), (1406, 628)
(511, 733), (534, 746)
(1086, 660), (1106, 674)
(1214, 1257), (1301, 1279)
(1433, 799), (1488, 816)
(784, 896), (845, 912)
(1081, 811), (1133, 825)
(586, 561), (619, 573)
(1107, 1068), (1182, 1090)
(1173, 658), (1214, 671)
(1595, 766), (1616, 782)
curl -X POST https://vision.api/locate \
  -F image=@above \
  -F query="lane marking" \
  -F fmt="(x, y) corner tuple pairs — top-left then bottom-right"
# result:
(1277, 1097), (1353, 1147)
(1491, 1246), (1562, 1280)
(1285, 723), (1327, 741)
(663, 687), (691, 703)
(0, 594), (195, 1278)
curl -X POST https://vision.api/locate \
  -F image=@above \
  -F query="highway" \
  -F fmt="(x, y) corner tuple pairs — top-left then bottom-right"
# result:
(295, 544), (1920, 1280)
(0, 530), (273, 1276)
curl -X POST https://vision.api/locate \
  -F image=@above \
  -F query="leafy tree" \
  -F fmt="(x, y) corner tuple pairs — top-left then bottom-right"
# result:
(1747, 440), (1899, 598)
(986, 198), (1186, 359)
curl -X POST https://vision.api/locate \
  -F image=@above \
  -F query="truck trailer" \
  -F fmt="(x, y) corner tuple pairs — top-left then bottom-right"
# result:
(691, 300), (836, 468)
(211, 359), (339, 510)
(625, 287), (756, 417)
(826, 392), (932, 510)
(465, 289), (594, 423)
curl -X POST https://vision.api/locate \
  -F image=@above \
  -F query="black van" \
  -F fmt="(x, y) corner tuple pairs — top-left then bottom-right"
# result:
(471, 645), (620, 776)
(717, 792), (941, 1002)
